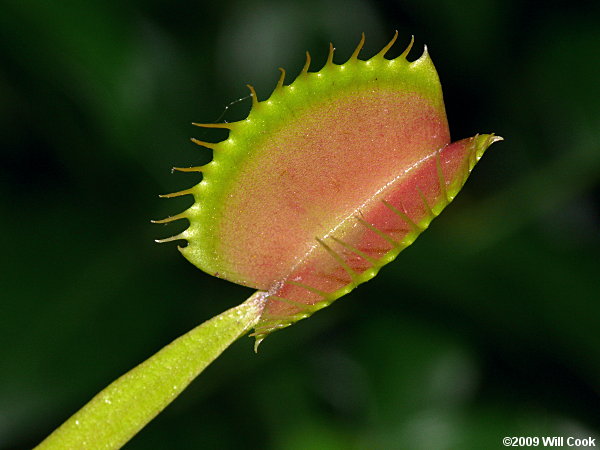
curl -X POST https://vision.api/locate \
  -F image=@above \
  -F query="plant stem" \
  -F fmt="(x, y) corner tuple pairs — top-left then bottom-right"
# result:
(36, 290), (267, 449)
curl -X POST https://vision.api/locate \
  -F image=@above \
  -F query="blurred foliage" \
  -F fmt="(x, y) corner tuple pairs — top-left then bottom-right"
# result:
(0, 0), (599, 449)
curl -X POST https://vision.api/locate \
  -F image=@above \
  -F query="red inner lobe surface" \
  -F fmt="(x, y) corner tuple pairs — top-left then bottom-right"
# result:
(262, 137), (475, 322)
(218, 89), (450, 290)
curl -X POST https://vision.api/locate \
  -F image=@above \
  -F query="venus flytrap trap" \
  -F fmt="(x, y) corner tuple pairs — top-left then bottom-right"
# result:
(36, 32), (501, 448)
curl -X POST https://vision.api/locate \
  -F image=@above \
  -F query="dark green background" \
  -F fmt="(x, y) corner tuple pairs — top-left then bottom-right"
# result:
(1, 0), (598, 448)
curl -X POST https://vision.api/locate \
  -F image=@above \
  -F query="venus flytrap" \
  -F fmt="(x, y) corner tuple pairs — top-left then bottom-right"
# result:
(36, 32), (501, 448)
